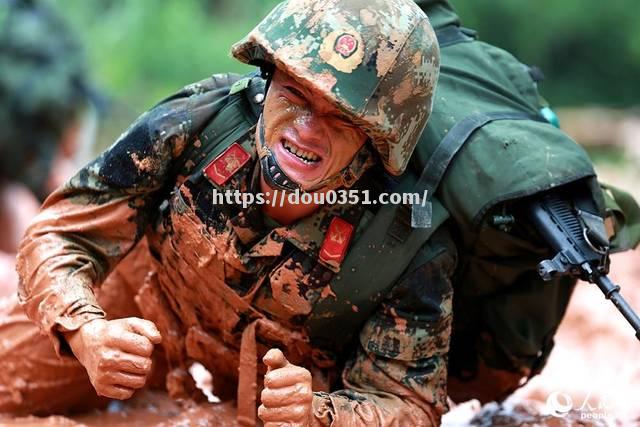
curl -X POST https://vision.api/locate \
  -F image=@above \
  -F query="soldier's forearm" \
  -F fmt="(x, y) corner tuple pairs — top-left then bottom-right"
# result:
(311, 391), (440, 427)
(15, 201), (125, 353)
(17, 255), (106, 356)
(15, 167), (150, 346)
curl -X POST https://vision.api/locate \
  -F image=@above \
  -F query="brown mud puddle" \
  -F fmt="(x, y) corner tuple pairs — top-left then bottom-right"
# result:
(0, 391), (236, 426)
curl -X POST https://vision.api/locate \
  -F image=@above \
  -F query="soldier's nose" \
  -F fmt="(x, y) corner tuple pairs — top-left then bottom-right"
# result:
(294, 114), (327, 149)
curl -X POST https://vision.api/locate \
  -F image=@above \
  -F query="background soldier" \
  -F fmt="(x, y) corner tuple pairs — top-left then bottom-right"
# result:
(0, 0), (96, 299)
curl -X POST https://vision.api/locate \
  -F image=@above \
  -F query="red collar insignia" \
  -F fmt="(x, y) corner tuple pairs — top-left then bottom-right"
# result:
(319, 216), (354, 269)
(203, 143), (251, 186)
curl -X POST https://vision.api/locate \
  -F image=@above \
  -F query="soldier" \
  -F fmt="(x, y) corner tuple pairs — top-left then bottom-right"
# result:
(0, 0), (96, 299)
(8, 0), (449, 425)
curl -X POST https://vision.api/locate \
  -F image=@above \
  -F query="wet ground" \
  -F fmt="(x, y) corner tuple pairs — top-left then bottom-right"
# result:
(0, 391), (237, 426)
(4, 249), (637, 426)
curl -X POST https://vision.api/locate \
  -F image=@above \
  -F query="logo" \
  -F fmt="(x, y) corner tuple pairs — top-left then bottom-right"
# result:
(319, 29), (364, 74)
(545, 391), (573, 418)
(545, 390), (616, 421)
(334, 34), (358, 58)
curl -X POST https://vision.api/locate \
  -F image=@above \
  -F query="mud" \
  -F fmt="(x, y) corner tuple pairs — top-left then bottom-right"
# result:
(443, 249), (640, 426)
(0, 391), (237, 427)
(130, 153), (161, 174)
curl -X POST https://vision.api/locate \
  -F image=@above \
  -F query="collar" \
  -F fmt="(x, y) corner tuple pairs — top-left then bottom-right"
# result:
(224, 141), (367, 272)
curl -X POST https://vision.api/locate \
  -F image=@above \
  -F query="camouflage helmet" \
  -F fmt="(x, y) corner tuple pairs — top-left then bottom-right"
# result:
(0, 0), (91, 195)
(232, 0), (440, 176)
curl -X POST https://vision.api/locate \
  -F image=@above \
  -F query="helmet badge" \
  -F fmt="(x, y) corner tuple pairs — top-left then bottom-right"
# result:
(319, 29), (364, 74)
(334, 34), (358, 58)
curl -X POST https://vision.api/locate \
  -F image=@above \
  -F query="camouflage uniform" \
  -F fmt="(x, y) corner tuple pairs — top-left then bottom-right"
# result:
(11, 1), (451, 425)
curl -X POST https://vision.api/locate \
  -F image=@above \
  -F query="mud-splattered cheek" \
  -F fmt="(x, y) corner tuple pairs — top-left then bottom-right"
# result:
(262, 95), (305, 149)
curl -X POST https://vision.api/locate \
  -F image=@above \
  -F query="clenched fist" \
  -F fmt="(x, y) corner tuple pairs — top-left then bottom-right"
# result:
(64, 317), (162, 400)
(259, 348), (313, 427)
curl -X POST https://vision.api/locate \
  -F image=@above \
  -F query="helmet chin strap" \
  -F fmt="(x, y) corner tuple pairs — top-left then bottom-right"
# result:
(256, 115), (377, 194)
(258, 117), (302, 192)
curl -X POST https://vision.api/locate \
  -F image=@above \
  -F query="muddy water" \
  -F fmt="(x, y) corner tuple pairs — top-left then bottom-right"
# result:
(0, 391), (236, 426)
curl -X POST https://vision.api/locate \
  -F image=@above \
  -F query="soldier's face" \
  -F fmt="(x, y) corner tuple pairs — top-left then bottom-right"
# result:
(261, 70), (367, 190)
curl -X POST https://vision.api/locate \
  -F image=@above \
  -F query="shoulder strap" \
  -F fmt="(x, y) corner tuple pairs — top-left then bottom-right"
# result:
(411, 111), (547, 228)
(306, 193), (450, 353)
(306, 111), (550, 351)
(186, 74), (265, 183)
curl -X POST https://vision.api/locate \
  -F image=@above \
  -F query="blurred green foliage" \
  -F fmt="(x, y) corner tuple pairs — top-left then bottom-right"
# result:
(48, 0), (279, 113)
(454, 1), (640, 109)
(48, 0), (640, 114)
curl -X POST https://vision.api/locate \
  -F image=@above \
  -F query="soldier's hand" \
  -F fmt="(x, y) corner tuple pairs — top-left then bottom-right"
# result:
(259, 348), (312, 427)
(64, 317), (162, 400)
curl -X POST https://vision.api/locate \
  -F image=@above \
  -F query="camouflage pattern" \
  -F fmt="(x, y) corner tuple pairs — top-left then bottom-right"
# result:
(232, 0), (440, 176)
(16, 73), (454, 424)
(0, 0), (91, 194)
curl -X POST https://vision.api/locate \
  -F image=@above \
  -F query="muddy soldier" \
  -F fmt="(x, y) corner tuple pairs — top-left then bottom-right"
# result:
(6, 0), (449, 425)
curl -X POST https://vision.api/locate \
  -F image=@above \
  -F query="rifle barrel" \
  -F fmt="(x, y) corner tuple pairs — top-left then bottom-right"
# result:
(595, 275), (640, 341)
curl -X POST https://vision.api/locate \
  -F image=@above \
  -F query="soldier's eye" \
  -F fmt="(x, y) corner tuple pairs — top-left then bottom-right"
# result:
(284, 85), (306, 101)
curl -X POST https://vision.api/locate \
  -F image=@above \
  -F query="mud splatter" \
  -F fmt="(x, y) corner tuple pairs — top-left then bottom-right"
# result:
(130, 153), (160, 174)
(320, 284), (336, 300)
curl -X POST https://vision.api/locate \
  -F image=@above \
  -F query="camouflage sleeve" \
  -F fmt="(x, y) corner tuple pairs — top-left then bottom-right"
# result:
(311, 226), (456, 426)
(15, 75), (237, 353)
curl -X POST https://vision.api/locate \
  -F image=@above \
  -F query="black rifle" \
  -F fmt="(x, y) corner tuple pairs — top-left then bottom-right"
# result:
(528, 193), (640, 341)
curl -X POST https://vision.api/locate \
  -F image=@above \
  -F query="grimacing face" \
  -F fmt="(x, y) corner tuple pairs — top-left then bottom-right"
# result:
(261, 70), (368, 191)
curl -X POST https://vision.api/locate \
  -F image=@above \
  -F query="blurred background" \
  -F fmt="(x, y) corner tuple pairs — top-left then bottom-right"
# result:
(2, 0), (639, 424)
(45, 0), (640, 204)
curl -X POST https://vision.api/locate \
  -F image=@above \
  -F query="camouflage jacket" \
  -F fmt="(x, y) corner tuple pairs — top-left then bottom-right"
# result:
(17, 73), (455, 426)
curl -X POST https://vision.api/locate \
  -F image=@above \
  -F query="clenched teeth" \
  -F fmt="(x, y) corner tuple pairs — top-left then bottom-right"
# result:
(283, 141), (320, 163)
